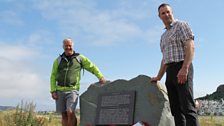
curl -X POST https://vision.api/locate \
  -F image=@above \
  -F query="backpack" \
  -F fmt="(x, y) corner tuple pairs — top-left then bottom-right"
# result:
(57, 54), (85, 75)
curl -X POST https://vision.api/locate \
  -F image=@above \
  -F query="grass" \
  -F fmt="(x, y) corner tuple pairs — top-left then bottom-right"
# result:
(0, 101), (82, 126)
(0, 101), (223, 126)
(199, 116), (224, 126)
(0, 110), (61, 126)
(1, 110), (224, 126)
(0, 101), (61, 126)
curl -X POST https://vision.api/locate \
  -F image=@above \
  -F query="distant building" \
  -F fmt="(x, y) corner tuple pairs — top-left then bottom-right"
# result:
(197, 99), (224, 116)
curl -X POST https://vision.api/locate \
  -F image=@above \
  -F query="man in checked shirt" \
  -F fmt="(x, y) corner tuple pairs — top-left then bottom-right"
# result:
(151, 3), (199, 126)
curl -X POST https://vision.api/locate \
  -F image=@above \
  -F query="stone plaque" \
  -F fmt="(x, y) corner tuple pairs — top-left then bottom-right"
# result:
(95, 91), (136, 125)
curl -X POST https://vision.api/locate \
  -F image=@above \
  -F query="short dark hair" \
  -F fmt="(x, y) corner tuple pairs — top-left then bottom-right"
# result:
(158, 3), (171, 13)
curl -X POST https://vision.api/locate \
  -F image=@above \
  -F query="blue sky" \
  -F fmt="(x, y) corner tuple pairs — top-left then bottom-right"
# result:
(0, 0), (223, 111)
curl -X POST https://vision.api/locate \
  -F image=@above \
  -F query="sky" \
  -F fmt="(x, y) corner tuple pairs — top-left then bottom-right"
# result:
(0, 0), (224, 111)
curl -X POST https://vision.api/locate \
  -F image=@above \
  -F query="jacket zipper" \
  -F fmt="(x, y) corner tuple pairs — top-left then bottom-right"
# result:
(63, 58), (69, 86)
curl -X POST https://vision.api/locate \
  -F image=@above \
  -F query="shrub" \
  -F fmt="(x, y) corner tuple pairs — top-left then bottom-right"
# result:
(0, 101), (48, 126)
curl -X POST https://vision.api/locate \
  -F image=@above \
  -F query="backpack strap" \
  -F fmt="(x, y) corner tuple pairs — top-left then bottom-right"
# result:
(75, 55), (81, 65)
(75, 55), (85, 76)
(57, 55), (62, 65)
(57, 54), (84, 75)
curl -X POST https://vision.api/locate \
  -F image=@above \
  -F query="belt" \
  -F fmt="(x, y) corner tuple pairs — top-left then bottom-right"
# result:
(166, 61), (183, 67)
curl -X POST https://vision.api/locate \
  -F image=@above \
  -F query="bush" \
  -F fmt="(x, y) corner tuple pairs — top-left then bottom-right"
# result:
(0, 101), (48, 126)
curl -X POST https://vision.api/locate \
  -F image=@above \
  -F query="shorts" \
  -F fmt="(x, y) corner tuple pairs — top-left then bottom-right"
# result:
(56, 90), (79, 113)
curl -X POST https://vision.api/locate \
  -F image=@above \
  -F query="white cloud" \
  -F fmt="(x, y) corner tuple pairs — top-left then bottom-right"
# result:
(32, 0), (158, 46)
(0, 0), (164, 110)
(0, 10), (23, 26)
(0, 44), (47, 99)
(0, 44), (36, 61)
(0, 70), (44, 98)
(25, 31), (56, 47)
(143, 26), (162, 44)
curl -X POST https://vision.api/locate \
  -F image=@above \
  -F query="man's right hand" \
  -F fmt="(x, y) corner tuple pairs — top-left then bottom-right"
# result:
(51, 92), (58, 100)
(99, 77), (106, 85)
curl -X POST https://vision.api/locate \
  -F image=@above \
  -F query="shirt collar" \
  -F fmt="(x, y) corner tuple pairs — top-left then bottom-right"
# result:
(164, 19), (177, 29)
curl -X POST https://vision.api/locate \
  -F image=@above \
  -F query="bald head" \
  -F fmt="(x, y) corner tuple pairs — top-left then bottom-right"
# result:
(63, 38), (73, 45)
(63, 38), (74, 56)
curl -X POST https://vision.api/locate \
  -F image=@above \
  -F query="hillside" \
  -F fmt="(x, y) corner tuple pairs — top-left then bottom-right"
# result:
(0, 106), (15, 111)
(197, 84), (224, 100)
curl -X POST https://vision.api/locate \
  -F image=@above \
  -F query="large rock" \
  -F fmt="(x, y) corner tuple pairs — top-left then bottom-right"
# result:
(80, 75), (174, 126)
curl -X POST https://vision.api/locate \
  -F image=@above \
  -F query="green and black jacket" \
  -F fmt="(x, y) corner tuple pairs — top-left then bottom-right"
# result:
(50, 52), (104, 92)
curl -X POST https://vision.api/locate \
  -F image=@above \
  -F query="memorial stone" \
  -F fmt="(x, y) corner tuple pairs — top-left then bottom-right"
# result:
(80, 75), (175, 126)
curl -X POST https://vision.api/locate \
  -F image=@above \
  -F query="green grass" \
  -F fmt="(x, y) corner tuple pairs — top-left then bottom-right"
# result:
(0, 101), (61, 126)
(0, 101), (81, 126)
(2, 110), (224, 126)
(199, 116), (224, 126)
(0, 110), (62, 126)
(0, 101), (223, 126)
(0, 110), (80, 126)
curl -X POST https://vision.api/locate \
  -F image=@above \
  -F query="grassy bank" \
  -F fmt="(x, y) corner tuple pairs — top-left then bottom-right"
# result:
(0, 102), (224, 126)
(0, 101), (61, 126)
(199, 116), (224, 126)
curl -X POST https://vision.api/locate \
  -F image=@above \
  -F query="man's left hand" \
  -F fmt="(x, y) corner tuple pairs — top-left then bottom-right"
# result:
(177, 67), (188, 84)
